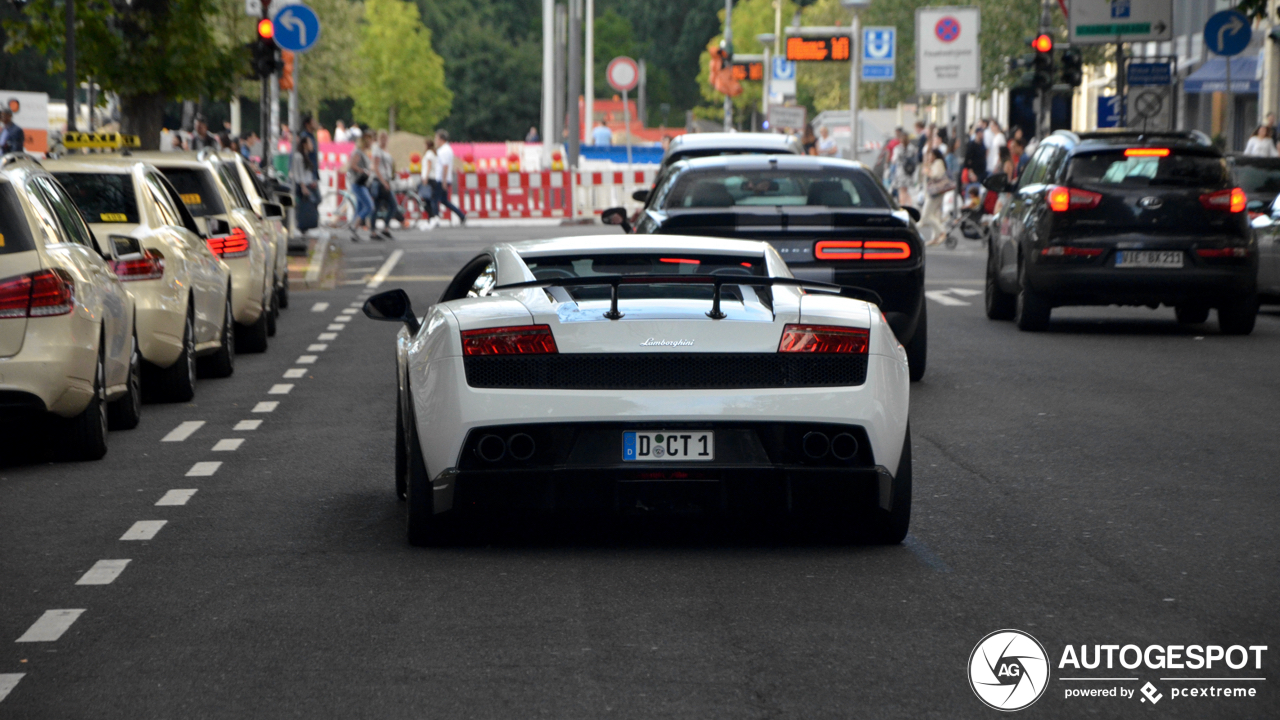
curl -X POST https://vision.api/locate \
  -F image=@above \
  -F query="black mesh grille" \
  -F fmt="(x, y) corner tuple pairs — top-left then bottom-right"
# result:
(464, 353), (867, 389)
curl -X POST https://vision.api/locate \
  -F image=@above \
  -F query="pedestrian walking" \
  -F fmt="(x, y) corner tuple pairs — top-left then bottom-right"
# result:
(984, 119), (1006, 177)
(334, 120), (351, 142)
(418, 138), (439, 225)
(371, 130), (403, 238)
(962, 124), (987, 185)
(290, 135), (320, 232)
(816, 126), (838, 157)
(430, 130), (466, 225)
(889, 128), (914, 207)
(802, 125), (818, 155)
(922, 148), (952, 245)
(345, 133), (375, 240)
(1244, 125), (1279, 157)
(0, 108), (26, 154)
(188, 115), (218, 152)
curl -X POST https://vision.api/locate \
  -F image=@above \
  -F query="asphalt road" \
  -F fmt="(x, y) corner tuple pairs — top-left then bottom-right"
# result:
(1, 225), (1277, 719)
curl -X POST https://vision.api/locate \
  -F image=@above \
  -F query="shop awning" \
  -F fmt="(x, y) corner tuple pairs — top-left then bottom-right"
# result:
(1183, 56), (1258, 94)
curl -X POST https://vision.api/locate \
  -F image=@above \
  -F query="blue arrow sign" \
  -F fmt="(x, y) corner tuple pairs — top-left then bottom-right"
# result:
(863, 27), (895, 62)
(272, 3), (321, 53)
(1204, 10), (1250, 57)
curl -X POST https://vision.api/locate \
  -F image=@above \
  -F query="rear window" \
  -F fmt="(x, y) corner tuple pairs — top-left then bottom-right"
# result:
(523, 253), (766, 303)
(662, 169), (887, 209)
(0, 182), (36, 255)
(1068, 151), (1228, 188)
(1233, 163), (1280, 197)
(52, 172), (140, 224)
(158, 168), (226, 216)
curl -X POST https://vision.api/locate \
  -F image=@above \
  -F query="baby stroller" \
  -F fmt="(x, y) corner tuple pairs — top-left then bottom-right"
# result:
(941, 182), (995, 249)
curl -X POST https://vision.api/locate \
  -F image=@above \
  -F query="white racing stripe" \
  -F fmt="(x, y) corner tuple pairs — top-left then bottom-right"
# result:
(311, 302), (330, 312)
(367, 249), (404, 289)
(75, 559), (131, 585)
(252, 401), (279, 413)
(318, 333), (338, 340)
(120, 520), (167, 541)
(15, 610), (84, 642)
(307, 344), (328, 352)
(156, 489), (198, 506)
(234, 420), (262, 431)
(0, 674), (24, 702)
(186, 461), (222, 477)
(269, 384), (294, 395)
(212, 438), (244, 452)
(296, 355), (317, 364)
(283, 368), (307, 378)
(161, 421), (205, 442)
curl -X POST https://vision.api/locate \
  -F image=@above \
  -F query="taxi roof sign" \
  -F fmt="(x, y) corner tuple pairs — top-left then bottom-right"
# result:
(62, 132), (142, 150)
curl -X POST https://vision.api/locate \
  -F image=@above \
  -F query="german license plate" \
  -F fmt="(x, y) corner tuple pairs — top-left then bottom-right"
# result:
(623, 431), (714, 461)
(1115, 250), (1183, 268)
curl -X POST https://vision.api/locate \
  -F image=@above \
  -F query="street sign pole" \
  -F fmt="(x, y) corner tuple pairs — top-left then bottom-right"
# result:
(723, 0), (733, 131)
(850, 12), (860, 162)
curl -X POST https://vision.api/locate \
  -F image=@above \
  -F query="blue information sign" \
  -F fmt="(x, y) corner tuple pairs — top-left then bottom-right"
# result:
(1127, 62), (1172, 86)
(272, 3), (321, 53)
(861, 63), (895, 82)
(1203, 10), (1251, 57)
(863, 28), (895, 63)
(1097, 96), (1121, 128)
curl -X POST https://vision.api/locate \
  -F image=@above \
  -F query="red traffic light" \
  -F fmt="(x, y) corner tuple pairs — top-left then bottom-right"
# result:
(257, 18), (274, 39)
(1032, 34), (1053, 53)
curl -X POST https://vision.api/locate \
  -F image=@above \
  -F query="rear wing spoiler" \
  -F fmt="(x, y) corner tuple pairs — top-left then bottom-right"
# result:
(493, 274), (882, 320)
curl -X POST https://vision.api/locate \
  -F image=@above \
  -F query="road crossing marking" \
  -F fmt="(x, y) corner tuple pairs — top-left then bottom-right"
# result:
(268, 384), (294, 395)
(310, 302), (329, 312)
(924, 289), (972, 306)
(367, 249), (405, 289)
(212, 438), (244, 452)
(252, 401), (279, 413)
(0, 674), (23, 702)
(161, 421), (205, 442)
(948, 288), (982, 296)
(307, 344), (328, 351)
(296, 355), (317, 364)
(75, 559), (131, 585)
(318, 333), (338, 340)
(326, 324), (344, 331)
(186, 461), (222, 476)
(156, 489), (198, 506)
(120, 521), (167, 541)
(283, 368), (307, 379)
(15, 610), (84, 642)
(234, 420), (262, 431)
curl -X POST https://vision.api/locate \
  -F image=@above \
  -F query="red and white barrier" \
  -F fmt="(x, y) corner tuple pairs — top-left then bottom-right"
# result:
(457, 171), (572, 219)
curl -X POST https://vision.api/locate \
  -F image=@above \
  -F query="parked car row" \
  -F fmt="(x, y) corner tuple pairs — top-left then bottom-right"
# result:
(0, 146), (294, 461)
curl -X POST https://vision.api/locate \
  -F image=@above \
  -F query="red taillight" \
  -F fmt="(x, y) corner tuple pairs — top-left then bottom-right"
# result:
(1124, 148), (1170, 157)
(778, 324), (869, 354)
(1047, 186), (1103, 212)
(0, 269), (75, 319)
(659, 258), (699, 265)
(813, 240), (912, 261)
(1195, 247), (1251, 258)
(113, 249), (165, 281)
(461, 325), (558, 356)
(1200, 188), (1246, 213)
(206, 227), (250, 258)
(0, 274), (33, 318)
(1040, 246), (1104, 258)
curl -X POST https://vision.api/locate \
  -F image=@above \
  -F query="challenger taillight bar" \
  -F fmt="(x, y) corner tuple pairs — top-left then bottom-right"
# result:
(814, 240), (912, 261)
(492, 274), (883, 321)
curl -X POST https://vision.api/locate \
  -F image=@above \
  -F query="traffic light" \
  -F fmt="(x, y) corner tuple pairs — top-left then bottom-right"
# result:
(1031, 34), (1055, 91)
(250, 18), (282, 79)
(1060, 48), (1083, 87)
(279, 50), (295, 91)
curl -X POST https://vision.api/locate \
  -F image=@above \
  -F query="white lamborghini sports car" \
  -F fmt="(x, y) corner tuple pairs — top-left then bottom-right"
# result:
(363, 236), (912, 546)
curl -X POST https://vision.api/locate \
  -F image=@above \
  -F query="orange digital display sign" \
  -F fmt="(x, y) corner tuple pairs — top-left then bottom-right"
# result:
(785, 35), (851, 62)
(731, 62), (765, 81)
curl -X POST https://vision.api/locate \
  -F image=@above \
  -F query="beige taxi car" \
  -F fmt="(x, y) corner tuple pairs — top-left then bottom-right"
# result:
(216, 151), (292, 317)
(48, 156), (235, 402)
(135, 152), (274, 352)
(0, 154), (141, 461)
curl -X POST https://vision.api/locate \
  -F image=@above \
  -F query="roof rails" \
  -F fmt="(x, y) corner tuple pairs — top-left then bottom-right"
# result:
(1, 152), (42, 168)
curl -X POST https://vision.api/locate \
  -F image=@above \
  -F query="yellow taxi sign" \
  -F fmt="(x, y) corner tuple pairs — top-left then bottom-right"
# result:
(179, 193), (201, 206)
(62, 132), (142, 150)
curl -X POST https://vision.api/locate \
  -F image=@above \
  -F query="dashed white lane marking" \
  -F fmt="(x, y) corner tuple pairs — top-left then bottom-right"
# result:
(120, 521), (167, 541)
(268, 384), (294, 395)
(318, 333), (338, 340)
(307, 344), (328, 352)
(282, 368), (307, 379)
(212, 438), (244, 452)
(234, 419), (262, 431)
(924, 290), (970, 307)
(0, 674), (23, 701)
(333, 315), (351, 323)
(311, 302), (330, 312)
(326, 324), (344, 331)
(253, 401), (279, 413)
(341, 307), (358, 313)
(75, 559), (131, 586)
(161, 421), (205, 442)
(296, 355), (317, 364)
(15, 610), (84, 642)
(156, 489), (198, 506)
(367, 249), (405, 289)
(186, 461), (222, 477)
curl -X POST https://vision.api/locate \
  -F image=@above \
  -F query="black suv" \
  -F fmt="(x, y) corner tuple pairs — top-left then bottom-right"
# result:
(983, 130), (1258, 334)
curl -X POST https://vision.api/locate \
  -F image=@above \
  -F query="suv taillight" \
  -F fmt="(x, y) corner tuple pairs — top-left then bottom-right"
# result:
(1047, 186), (1103, 212)
(0, 269), (75, 318)
(461, 325), (558, 356)
(113, 249), (165, 281)
(206, 227), (250, 258)
(1199, 188), (1246, 213)
(814, 240), (912, 261)
(778, 324), (869, 354)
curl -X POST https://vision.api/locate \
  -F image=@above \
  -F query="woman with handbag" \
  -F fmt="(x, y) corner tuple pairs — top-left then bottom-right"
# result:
(345, 133), (375, 240)
(290, 136), (320, 233)
(922, 148), (954, 246)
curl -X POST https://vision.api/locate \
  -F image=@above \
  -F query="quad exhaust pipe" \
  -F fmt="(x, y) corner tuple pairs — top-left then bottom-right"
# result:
(477, 433), (537, 462)
(802, 431), (858, 460)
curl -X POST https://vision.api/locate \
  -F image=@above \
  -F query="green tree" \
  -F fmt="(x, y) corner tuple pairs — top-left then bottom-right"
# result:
(4, 0), (242, 149)
(352, 0), (452, 133)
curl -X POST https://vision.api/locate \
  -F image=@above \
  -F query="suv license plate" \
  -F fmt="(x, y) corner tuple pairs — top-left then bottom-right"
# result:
(623, 431), (714, 461)
(1116, 250), (1184, 268)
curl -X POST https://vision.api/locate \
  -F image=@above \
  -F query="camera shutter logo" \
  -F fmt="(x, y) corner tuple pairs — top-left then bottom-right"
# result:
(968, 629), (1051, 711)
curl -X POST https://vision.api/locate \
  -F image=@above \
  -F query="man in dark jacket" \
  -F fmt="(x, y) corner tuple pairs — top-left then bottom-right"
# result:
(962, 124), (988, 184)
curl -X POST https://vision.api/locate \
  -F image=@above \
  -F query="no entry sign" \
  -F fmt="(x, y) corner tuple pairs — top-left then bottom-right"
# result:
(607, 56), (639, 92)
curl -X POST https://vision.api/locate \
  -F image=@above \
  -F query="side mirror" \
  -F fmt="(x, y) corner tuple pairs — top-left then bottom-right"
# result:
(902, 206), (921, 222)
(631, 188), (649, 203)
(276, 193), (294, 208)
(983, 173), (1011, 193)
(601, 206), (632, 233)
(1246, 199), (1264, 212)
(363, 289), (421, 335)
(261, 202), (284, 219)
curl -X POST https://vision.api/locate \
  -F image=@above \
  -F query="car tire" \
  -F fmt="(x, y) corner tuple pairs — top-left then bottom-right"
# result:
(1014, 262), (1051, 332)
(62, 342), (108, 462)
(199, 293), (235, 378)
(405, 393), (456, 546)
(1175, 304), (1211, 325)
(235, 303), (270, 354)
(152, 308), (197, 402)
(107, 330), (142, 430)
(865, 424), (912, 545)
(1217, 295), (1259, 336)
(278, 273), (290, 309)
(985, 250), (1016, 320)
(266, 286), (278, 338)
(395, 394), (408, 502)
(904, 304), (927, 382)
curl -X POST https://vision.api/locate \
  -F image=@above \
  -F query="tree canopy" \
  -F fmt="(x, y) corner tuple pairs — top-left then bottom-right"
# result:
(353, 0), (452, 134)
